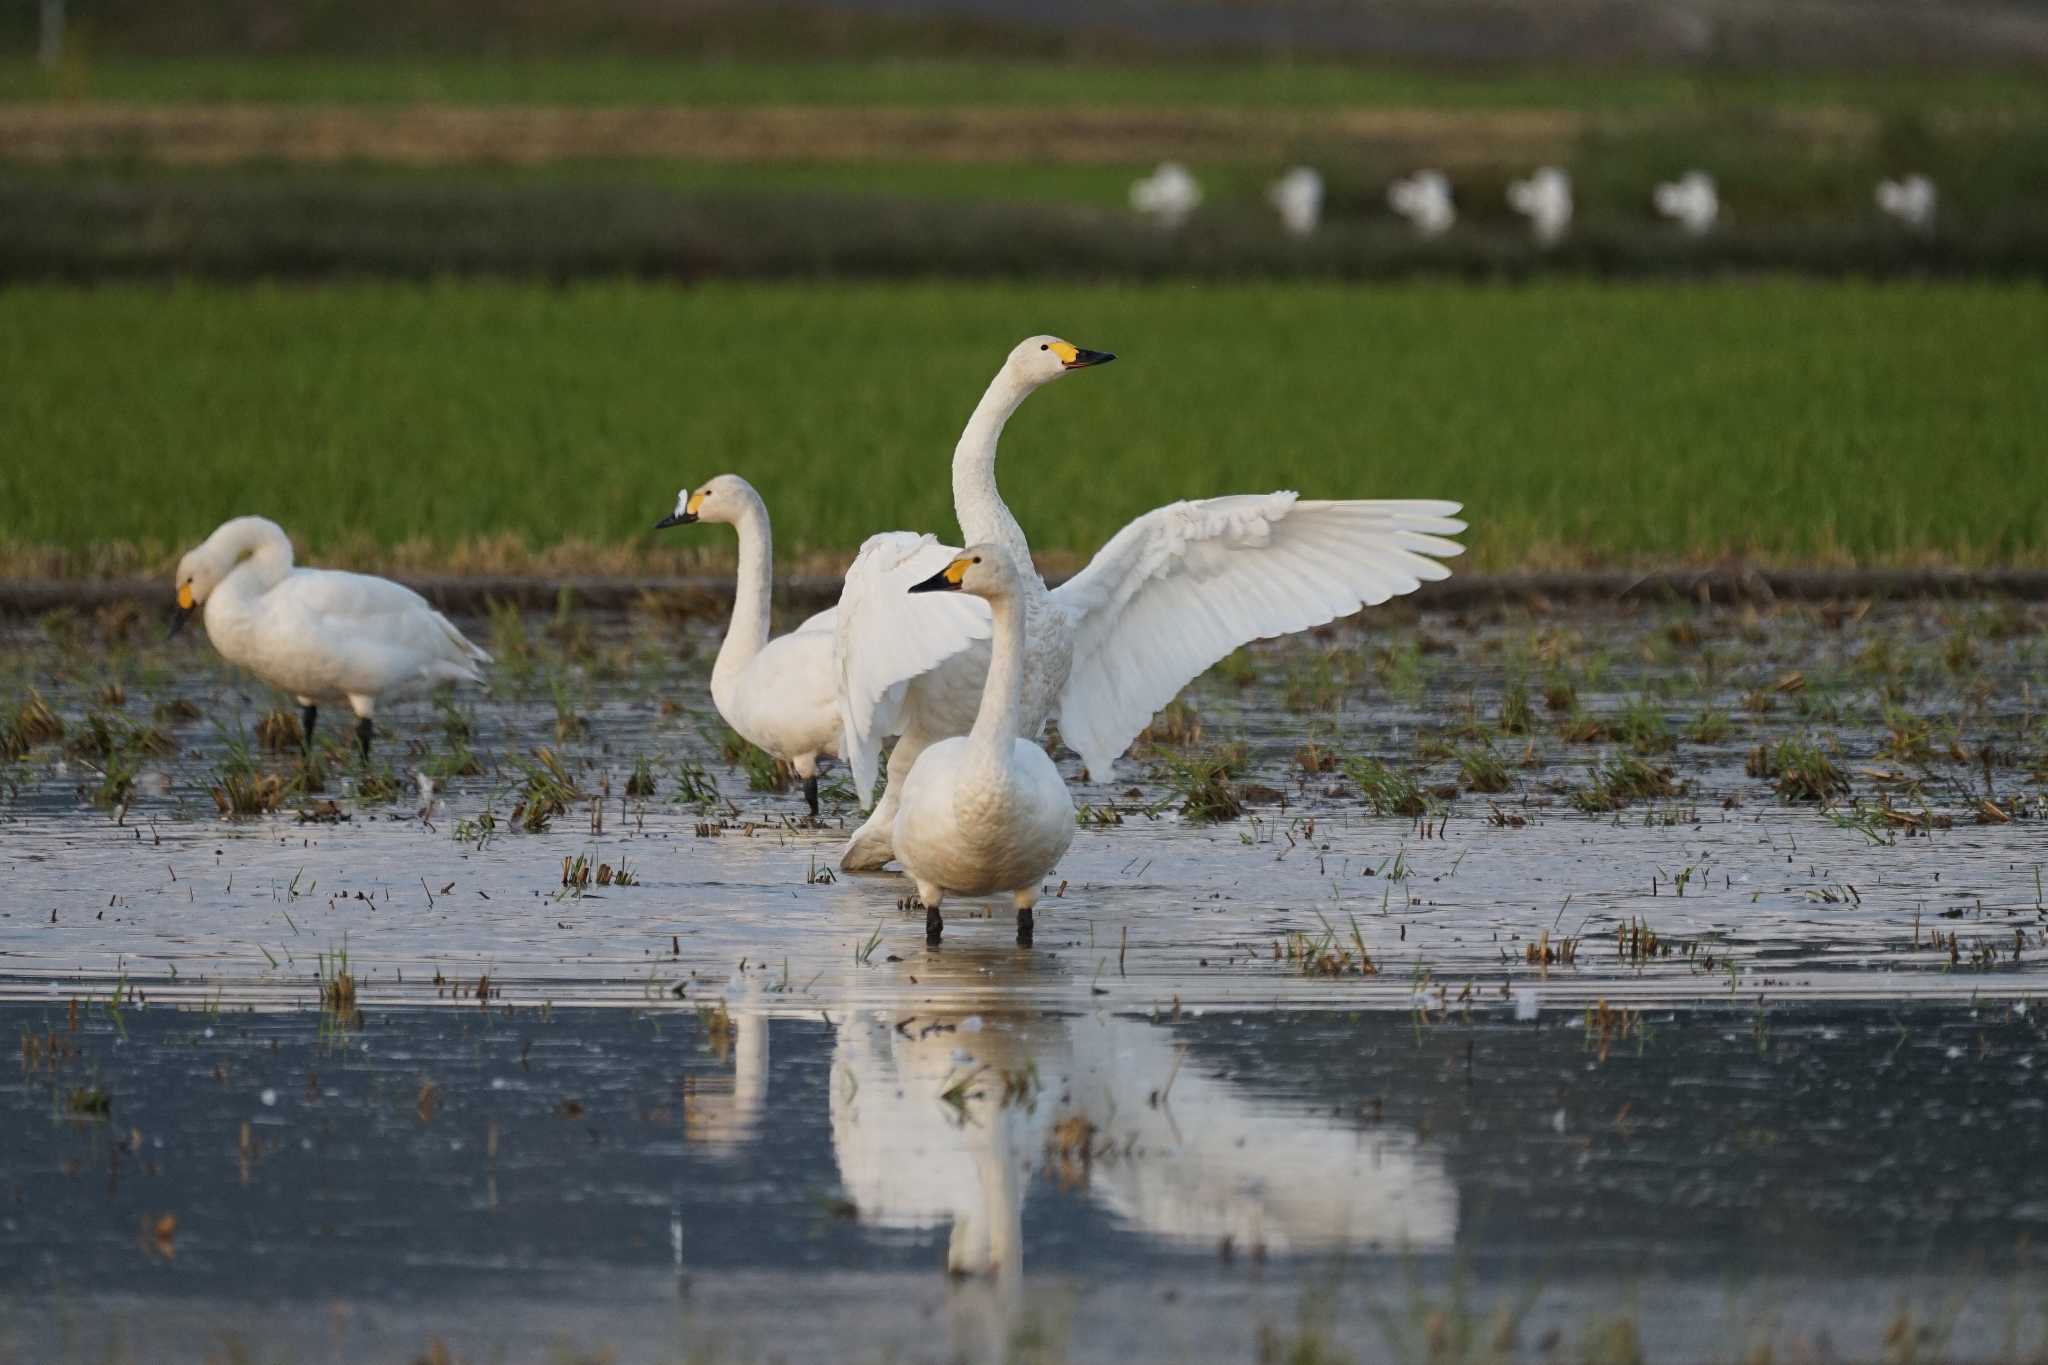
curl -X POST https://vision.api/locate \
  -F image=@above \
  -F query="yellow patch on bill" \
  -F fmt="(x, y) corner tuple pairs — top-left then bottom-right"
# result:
(687, 490), (709, 516)
(177, 583), (194, 610)
(1047, 340), (1079, 365)
(943, 558), (971, 585)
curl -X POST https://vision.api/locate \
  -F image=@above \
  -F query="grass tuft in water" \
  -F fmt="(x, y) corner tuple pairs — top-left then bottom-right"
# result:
(1344, 756), (1429, 817)
(1158, 742), (1249, 823)
(1749, 737), (1850, 802)
(1571, 755), (1681, 812)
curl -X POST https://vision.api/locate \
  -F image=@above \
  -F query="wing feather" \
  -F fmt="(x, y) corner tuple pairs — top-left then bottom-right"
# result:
(834, 531), (993, 806)
(1051, 494), (1464, 781)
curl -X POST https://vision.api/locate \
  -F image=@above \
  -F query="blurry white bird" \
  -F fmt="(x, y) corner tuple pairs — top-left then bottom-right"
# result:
(892, 544), (1075, 944)
(1388, 169), (1455, 237)
(656, 474), (840, 817)
(1267, 165), (1324, 237)
(1129, 161), (1202, 228)
(1876, 174), (1937, 232)
(1654, 170), (1719, 236)
(1507, 166), (1573, 246)
(834, 336), (1465, 871)
(171, 516), (489, 759)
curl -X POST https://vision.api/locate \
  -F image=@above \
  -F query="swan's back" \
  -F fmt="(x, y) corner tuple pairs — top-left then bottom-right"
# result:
(248, 568), (489, 695)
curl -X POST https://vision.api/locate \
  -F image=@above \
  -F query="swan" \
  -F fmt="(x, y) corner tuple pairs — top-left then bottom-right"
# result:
(1388, 169), (1455, 237)
(1877, 174), (1937, 232)
(1507, 166), (1573, 246)
(1654, 170), (1719, 236)
(833, 336), (1465, 871)
(655, 474), (841, 818)
(171, 516), (489, 758)
(1268, 165), (1324, 237)
(892, 545), (1076, 945)
(1129, 161), (1202, 229)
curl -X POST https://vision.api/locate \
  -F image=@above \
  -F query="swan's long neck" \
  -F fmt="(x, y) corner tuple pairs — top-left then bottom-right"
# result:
(207, 519), (295, 610)
(968, 587), (1027, 770)
(711, 499), (774, 705)
(952, 369), (1036, 570)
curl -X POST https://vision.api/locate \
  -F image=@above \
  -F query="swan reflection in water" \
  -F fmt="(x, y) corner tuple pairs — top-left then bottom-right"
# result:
(682, 945), (1455, 1279)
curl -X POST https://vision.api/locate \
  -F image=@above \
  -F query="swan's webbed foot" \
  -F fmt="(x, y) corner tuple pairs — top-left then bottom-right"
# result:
(804, 775), (820, 820)
(355, 716), (374, 761)
(300, 704), (318, 758)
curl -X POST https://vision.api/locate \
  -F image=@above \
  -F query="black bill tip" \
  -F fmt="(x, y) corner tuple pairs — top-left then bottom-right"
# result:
(908, 568), (962, 594)
(654, 512), (697, 530)
(1064, 348), (1116, 369)
(169, 603), (196, 638)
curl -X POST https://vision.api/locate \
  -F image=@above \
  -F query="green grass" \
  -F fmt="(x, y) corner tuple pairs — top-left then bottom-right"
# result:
(8, 55), (2045, 113)
(1, 278), (2044, 575)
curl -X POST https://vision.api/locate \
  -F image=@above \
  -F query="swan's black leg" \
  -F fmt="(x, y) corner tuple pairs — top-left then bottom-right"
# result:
(301, 704), (318, 757)
(925, 906), (943, 944)
(804, 775), (820, 820)
(355, 716), (374, 761)
(1016, 907), (1034, 946)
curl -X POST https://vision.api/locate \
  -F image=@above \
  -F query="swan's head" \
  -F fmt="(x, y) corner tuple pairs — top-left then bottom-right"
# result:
(907, 543), (1022, 601)
(1006, 335), (1115, 390)
(169, 520), (264, 636)
(655, 473), (758, 530)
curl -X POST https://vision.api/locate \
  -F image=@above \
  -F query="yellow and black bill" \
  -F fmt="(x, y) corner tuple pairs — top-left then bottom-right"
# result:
(655, 489), (707, 529)
(1049, 341), (1116, 370)
(170, 582), (196, 637)
(908, 557), (974, 594)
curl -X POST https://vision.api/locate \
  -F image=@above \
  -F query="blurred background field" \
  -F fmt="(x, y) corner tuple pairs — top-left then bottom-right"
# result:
(2, 0), (2045, 575)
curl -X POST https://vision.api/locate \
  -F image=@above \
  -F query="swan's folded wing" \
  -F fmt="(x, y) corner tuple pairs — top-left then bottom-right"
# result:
(273, 569), (492, 684)
(1051, 494), (1464, 781)
(834, 532), (993, 807)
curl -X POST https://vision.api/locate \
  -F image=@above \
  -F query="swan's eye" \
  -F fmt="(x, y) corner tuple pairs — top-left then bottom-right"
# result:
(972, 557), (982, 564)
(1039, 344), (1048, 351)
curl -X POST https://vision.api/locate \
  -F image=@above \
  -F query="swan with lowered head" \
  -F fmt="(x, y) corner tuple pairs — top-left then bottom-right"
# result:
(1507, 166), (1573, 246)
(833, 336), (1465, 871)
(892, 544), (1075, 944)
(1389, 170), (1455, 237)
(1654, 171), (1719, 235)
(1876, 174), (1937, 232)
(655, 474), (841, 818)
(171, 516), (489, 758)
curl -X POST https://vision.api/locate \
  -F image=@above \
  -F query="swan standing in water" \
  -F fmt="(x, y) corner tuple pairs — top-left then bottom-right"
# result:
(1268, 165), (1324, 237)
(834, 336), (1464, 871)
(1507, 166), (1573, 246)
(1654, 171), (1719, 236)
(1876, 175), (1937, 233)
(893, 545), (1075, 944)
(1388, 170), (1456, 237)
(1129, 161), (1202, 229)
(655, 475), (842, 818)
(171, 516), (489, 758)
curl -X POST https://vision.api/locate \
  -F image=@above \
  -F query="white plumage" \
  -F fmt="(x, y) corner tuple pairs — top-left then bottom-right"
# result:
(1388, 169), (1456, 237)
(171, 516), (489, 758)
(1876, 174), (1937, 232)
(1507, 166), (1573, 245)
(1129, 161), (1203, 228)
(1267, 165), (1324, 237)
(889, 544), (1075, 943)
(656, 474), (840, 817)
(834, 336), (1463, 871)
(1654, 170), (1719, 235)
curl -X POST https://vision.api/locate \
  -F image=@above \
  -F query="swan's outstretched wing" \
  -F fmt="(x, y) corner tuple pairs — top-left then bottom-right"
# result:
(835, 532), (992, 806)
(1051, 494), (1464, 781)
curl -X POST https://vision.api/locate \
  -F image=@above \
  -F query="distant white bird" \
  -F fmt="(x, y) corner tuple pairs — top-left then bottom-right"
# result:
(1388, 169), (1455, 237)
(1507, 166), (1573, 246)
(1129, 161), (1202, 229)
(833, 336), (1465, 873)
(656, 474), (840, 818)
(1654, 171), (1719, 236)
(1267, 165), (1324, 237)
(1877, 174), (1937, 232)
(171, 516), (489, 759)
(892, 545), (1075, 944)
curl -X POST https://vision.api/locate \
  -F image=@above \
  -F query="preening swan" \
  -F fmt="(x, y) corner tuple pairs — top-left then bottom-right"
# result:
(655, 475), (840, 818)
(1268, 165), (1324, 237)
(1654, 171), (1719, 236)
(171, 516), (489, 758)
(1507, 166), (1573, 246)
(835, 336), (1465, 871)
(892, 545), (1076, 945)
(1389, 169), (1455, 237)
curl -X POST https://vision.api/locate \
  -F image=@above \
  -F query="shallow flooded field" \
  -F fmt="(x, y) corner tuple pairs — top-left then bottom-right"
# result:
(4, 591), (2047, 1361)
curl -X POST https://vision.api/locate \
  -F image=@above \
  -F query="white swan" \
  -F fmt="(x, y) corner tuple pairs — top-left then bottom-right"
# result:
(834, 336), (1465, 871)
(1507, 166), (1573, 246)
(1877, 174), (1937, 232)
(655, 474), (841, 817)
(893, 545), (1076, 944)
(1388, 169), (1456, 237)
(1129, 161), (1202, 229)
(171, 516), (489, 758)
(1268, 165), (1324, 237)
(1654, 170), (1719, 236)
